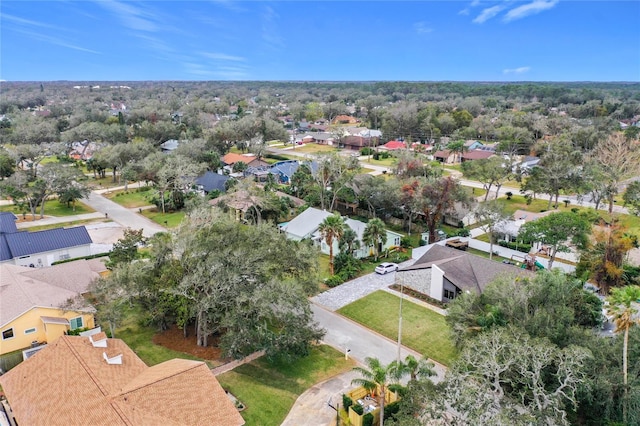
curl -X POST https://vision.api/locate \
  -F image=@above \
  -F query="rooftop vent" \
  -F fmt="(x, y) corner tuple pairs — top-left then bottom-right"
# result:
(103, 352), (123, 365)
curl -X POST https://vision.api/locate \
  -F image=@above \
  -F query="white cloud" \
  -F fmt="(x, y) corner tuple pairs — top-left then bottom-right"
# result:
(414, 22), (434, 34)
(1, 13), (61, 30)
(503, 66), (531, 74)
(473, 5), (506, 24)
(97, 0), (158, 32)
(200, 52), (246, 62)
(261, 6), (284, 50)
(14, 28), (100, 54)
(504, 0), (559, 22)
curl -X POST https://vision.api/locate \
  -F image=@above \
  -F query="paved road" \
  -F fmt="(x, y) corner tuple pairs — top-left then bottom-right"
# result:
(281, 303), (447, 426)
(83, 192), (166, 238)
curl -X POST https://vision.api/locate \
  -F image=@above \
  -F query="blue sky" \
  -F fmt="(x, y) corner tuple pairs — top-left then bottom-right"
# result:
(1, 1), (639, 82)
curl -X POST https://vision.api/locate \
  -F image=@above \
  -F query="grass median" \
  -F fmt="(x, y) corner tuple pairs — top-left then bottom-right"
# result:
(338, 290), (456, 366)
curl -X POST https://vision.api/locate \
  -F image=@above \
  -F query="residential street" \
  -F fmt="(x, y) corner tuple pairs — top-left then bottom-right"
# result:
(281, 303), (447, 426)
(82, 191), (166, 238)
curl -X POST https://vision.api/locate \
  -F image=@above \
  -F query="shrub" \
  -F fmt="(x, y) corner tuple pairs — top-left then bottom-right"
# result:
(266, 153), (289, 161)
(363, 413), (374, 426)
(372, 152), (380, 160)
(419, 239), (427, 246)
(505, 191), (513, 200)
(351, 404), (364, 415)
(342, 394), (353, 412)
(65, 327), (90, 336)
(456, 228), (470, 237)
(360, 147), (374, 156)
(400, 236), (412, 249)
(563, 199), (571, 207)
(392, 252), (411, 263)
(498, 240), (531, 253)
(325, 275), (344, 288)
(334, 252), (362, 279)
(384, 401), (400, 420)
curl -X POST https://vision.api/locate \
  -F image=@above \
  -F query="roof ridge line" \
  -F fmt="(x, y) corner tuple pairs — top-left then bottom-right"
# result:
(62, 336), (111, 397)
(115, 360), (204, 397)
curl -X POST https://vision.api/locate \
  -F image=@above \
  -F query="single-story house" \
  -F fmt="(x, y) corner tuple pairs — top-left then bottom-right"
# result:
(222, 153), (269, 170)
(269, 160), (318, 184)
(0, 334), (245, 425)
(460, 149), (495, 162)
(433, 149), (456, 164)
(0, 213), (93, 267)
(342, 135), (373, 150)
(0, 259), (107, 356)
(195, 171), (230, 195)
(464, 140), (484, 151)
(280, 207), (403, 259)
(379, 140), (407, 151)
(396, 244), (532, 303)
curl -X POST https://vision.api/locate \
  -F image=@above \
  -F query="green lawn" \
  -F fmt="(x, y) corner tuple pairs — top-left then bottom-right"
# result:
(292, 143), (339, 154)
(103, 188), (155, 208)
(338, 291), (456, 366)
(218, 345), (355, 426)
(462, 185), (487, 199)
(500, 194), (558, 215)
(363, 157), (396, 167)
(0, 199), (95, 217)
(141, 209), (185, 228)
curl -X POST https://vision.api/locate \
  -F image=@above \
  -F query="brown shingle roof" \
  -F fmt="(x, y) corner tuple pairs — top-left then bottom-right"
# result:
(0, 335), (245, 426)
(461, 150), (494, 160)
(400, 244), (532, 294)
(0, 336), (146, 425)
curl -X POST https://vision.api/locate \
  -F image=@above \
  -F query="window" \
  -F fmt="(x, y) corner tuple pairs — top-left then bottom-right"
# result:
(24, 327), (36, 335)
(394, 237), (401, 246)
(2, 328), (14, 340)
(70, 317), (83, 330)
(443, 289), (457, 300)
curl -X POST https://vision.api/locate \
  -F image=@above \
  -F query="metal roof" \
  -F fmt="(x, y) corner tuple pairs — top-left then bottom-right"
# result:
(4, 226), (92, 257)
(0, 212), (18, 234)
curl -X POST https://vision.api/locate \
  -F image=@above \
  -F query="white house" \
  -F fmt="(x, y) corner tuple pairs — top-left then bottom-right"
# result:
(280, 208), (403, 259)
(396, 244), (532, 303)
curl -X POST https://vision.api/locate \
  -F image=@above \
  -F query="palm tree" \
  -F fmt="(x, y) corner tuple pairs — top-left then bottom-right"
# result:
(447, 140), (467, 164)
(607, 285), (640, 425)
(363, 218), (388, 261)
(351, 357), (403, 426)
(401, 354), (436, 382)
(318, 213), (345, 275)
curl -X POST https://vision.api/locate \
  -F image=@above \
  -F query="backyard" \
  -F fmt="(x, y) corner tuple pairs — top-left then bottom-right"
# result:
(338, 290), (456, 366)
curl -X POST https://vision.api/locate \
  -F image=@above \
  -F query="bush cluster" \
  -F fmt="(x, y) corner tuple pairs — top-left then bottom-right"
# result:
(498, 240), (531, 253)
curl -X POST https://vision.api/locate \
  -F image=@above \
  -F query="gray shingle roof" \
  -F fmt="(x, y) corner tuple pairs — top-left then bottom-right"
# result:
(399, 244), (532, 294)
(4, 226), (92, 257)
(195, 171), (230, 193)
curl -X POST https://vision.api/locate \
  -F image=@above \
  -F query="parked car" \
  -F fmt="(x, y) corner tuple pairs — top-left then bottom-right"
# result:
(375, 262), (398, 274)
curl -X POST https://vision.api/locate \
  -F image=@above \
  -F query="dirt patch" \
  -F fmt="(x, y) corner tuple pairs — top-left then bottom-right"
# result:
(152, 325), (229, 364)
